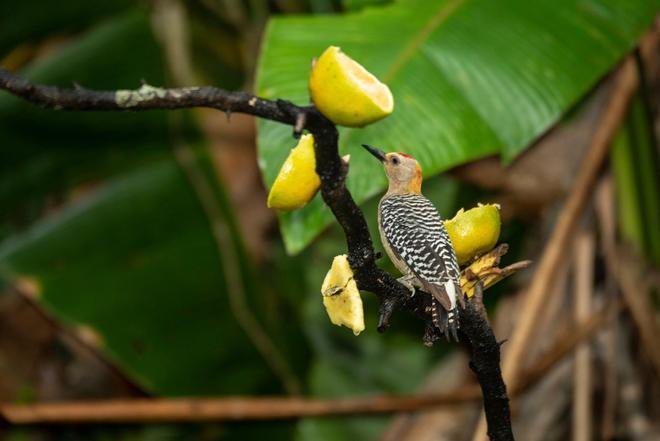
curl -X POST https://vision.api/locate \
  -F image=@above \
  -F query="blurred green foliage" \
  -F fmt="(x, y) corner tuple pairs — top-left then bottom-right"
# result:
(612, 88), (660, 265)
(342, 0), (392, 11)
(0, 0), (134, 56)
(0, 11), (169, 237)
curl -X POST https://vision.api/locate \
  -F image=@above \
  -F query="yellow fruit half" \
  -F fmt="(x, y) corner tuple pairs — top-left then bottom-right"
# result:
(321, 255), (365, 336)
(309, 46), (394, 127)
(444, 204), (501, 265)
(267, 134), (321, 211)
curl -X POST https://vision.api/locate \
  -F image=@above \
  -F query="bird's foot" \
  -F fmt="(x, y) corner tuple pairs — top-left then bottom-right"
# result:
(396, 274), (417, 297)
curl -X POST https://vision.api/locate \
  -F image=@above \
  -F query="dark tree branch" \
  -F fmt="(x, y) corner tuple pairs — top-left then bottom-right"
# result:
(0, 67), (514, 441)
(462, 283), (513, 441)
(0, 68), (308, 124)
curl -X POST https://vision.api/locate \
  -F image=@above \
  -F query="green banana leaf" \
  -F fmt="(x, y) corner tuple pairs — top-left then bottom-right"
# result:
(256, 0), (659, 254)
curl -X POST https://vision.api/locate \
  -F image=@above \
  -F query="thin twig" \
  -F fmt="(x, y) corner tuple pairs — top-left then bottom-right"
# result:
(595, 176), (621, 439)
(572, 231), (594, 441)
(0, 392), (478, 424)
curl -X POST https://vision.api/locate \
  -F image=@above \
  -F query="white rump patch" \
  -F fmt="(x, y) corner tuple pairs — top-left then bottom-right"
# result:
(444, 281), (457, 309)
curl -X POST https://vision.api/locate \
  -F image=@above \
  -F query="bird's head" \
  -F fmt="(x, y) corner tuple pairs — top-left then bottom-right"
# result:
(362, 144), (423, 194)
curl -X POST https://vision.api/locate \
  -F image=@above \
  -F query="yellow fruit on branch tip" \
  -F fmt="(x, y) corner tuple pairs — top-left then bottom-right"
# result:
(267, 134), (321, 211)
(309, 46), (393, 127)
(444, 204), (501, 265)
(321, 255), (365, 336)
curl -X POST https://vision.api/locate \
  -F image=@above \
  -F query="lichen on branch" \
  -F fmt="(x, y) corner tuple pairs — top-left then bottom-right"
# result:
(115, 84), (201, 108)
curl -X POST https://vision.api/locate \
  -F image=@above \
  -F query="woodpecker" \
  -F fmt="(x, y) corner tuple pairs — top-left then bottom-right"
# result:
(363, 144), (464, 340)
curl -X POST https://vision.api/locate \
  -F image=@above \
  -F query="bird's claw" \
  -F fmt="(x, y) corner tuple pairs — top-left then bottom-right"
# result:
(397, 274), (417, 297)
(447, 320), (459, 342)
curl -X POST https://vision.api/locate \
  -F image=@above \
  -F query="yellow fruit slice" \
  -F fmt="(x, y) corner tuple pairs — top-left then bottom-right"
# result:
(267, 134), (321, 211)
(444, 204), (501, 265)
(321, 255), (365, 336)
(309, 46), (394, 127)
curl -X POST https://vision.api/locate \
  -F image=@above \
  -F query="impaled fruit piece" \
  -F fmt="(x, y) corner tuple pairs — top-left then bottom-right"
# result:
(309, 46), (393, 127)
(267, 134), (321, 211)
(321, 254), (365, 336)
(444, 204), (501, 265)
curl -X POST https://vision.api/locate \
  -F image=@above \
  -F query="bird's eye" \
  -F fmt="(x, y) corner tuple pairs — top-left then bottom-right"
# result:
(391, 156), (399, 165)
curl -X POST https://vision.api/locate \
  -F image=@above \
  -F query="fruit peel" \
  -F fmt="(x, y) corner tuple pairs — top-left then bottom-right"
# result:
(309, 46), (393, 127)
(267, 134), (321, 211)
(321, 254), (365, 336)
(460, 244), (531, 298)
(444, 203), (501, 265)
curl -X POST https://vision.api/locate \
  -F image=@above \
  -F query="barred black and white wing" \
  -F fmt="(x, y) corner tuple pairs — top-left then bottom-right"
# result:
(379, 194), (463, 321)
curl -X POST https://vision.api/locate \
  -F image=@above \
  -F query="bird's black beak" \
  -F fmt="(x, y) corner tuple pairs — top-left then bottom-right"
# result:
(362, 144), (386, 162)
